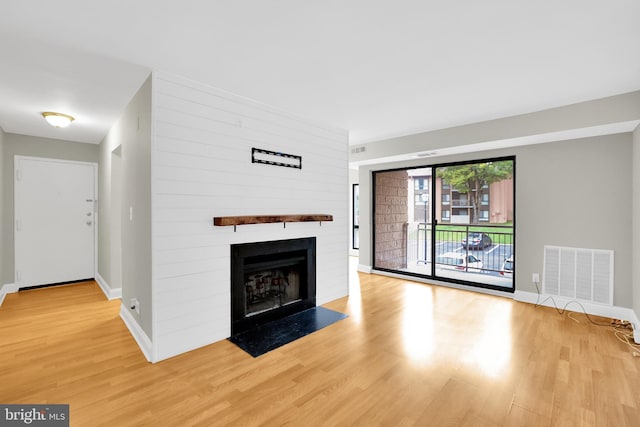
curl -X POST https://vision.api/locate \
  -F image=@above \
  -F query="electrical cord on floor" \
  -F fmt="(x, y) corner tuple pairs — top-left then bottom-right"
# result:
(532, 280), (640, 356)
(533, 281), (610, 326)
(613, 329), (640, 356)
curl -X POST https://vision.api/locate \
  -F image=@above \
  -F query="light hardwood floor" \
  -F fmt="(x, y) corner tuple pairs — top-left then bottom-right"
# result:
(1, 262), (639, 426)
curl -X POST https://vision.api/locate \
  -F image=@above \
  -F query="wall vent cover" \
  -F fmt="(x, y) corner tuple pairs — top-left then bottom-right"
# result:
(543, 246), (613, 306)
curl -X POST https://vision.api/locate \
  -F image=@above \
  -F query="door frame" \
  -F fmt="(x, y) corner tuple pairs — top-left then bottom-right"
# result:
(110, 145), (123, 293)
(14, 155), (98, 289)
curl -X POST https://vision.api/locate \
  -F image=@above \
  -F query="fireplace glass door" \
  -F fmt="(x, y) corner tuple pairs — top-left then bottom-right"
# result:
(244, 256), (303, 317)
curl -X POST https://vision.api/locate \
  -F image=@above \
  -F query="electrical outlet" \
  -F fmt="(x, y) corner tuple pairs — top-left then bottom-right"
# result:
(130, 298), (140, 315)
(532, 273), (540, 283)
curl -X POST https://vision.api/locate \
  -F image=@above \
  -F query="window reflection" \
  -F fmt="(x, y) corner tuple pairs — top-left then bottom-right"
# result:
(347, 257), (362, 324)
(402, 285), (434, 362)
(462, 300), (512, 377)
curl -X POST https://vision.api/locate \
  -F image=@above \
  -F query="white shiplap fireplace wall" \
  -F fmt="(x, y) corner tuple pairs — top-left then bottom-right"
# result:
(151, 72), (349, 361)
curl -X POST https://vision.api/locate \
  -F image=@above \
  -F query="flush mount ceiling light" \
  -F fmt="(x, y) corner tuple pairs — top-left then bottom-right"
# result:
(42, 111), (75, 128)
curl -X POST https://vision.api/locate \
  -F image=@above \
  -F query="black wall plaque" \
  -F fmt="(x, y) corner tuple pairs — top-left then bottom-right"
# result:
(252, 147), (302, 169)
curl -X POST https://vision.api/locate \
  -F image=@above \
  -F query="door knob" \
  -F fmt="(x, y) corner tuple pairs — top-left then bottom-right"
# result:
(86, 212), (92, 217)
(86, 221), (93, 226)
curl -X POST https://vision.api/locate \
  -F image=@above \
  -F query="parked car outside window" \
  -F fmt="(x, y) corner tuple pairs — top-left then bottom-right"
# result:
(436, 252), (484, 272)
(461, 232), (492, 249)
(500, 255), (514, 276)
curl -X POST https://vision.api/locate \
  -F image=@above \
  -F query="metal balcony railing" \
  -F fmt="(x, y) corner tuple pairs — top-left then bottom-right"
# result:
(414, 223), (514, 276)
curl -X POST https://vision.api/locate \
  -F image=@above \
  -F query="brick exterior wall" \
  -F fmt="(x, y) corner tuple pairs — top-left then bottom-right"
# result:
(375, 171), (408, 269)
(489, 178), (514, 223)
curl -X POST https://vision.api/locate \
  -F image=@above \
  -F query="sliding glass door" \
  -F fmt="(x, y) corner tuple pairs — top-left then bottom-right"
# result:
(373, 157), (515, 292)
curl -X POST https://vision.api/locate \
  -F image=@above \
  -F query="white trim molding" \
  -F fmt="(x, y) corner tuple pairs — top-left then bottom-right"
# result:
(119, 304), (153, 362)
(514, 290), (640, 344)
(0, 283), (18, 307)
(95, 273), (122, 300)
(632, 311), (640, 344)
(358, 264), (373, 274)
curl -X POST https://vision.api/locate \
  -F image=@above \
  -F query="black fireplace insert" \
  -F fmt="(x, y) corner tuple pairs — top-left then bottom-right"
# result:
(230, 237), (316, 336)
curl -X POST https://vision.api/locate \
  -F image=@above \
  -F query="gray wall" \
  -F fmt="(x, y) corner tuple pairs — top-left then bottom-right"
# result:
(351, 91), (640, 164)
(99, 75), (152, 338)
(359, 133), (633, 308)
(1, 133), (99, 285)
(633, 124), (640, 319)
(0, 126), (4, 285)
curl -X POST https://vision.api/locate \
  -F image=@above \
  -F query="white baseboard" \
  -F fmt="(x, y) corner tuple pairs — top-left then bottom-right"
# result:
(0, 283), (18, 307)
(358, 264), (372, 273)
(95, 273), (122, 300)
(631, 311), (640, 344)
(119, 304), (153, 362)
(514, 290), (640, 343)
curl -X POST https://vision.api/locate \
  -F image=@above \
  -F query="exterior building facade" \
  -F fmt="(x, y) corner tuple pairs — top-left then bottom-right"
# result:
(409, 174), (513, 225)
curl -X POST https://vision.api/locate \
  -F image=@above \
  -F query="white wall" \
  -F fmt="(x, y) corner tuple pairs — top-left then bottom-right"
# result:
(358, 133), (633, 307)
(633, 124), (640, 320)
(152, 72), (349, 361)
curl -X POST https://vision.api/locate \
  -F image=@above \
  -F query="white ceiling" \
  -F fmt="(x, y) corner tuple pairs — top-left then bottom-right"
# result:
(1, 1), (639, 145)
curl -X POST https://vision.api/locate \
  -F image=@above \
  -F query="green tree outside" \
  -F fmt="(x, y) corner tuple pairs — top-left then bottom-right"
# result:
(437, 161), (513, 224)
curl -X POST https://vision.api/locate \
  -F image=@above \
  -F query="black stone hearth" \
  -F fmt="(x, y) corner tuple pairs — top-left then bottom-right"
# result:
(229, 237), (347, 356)
(229, 306), (347, 357)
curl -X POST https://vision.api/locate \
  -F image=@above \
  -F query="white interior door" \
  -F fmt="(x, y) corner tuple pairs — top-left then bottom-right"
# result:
(15, 156), (96, 288)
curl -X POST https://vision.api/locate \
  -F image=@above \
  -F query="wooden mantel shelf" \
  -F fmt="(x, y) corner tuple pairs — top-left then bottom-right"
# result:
(213, 214), (333, 227)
